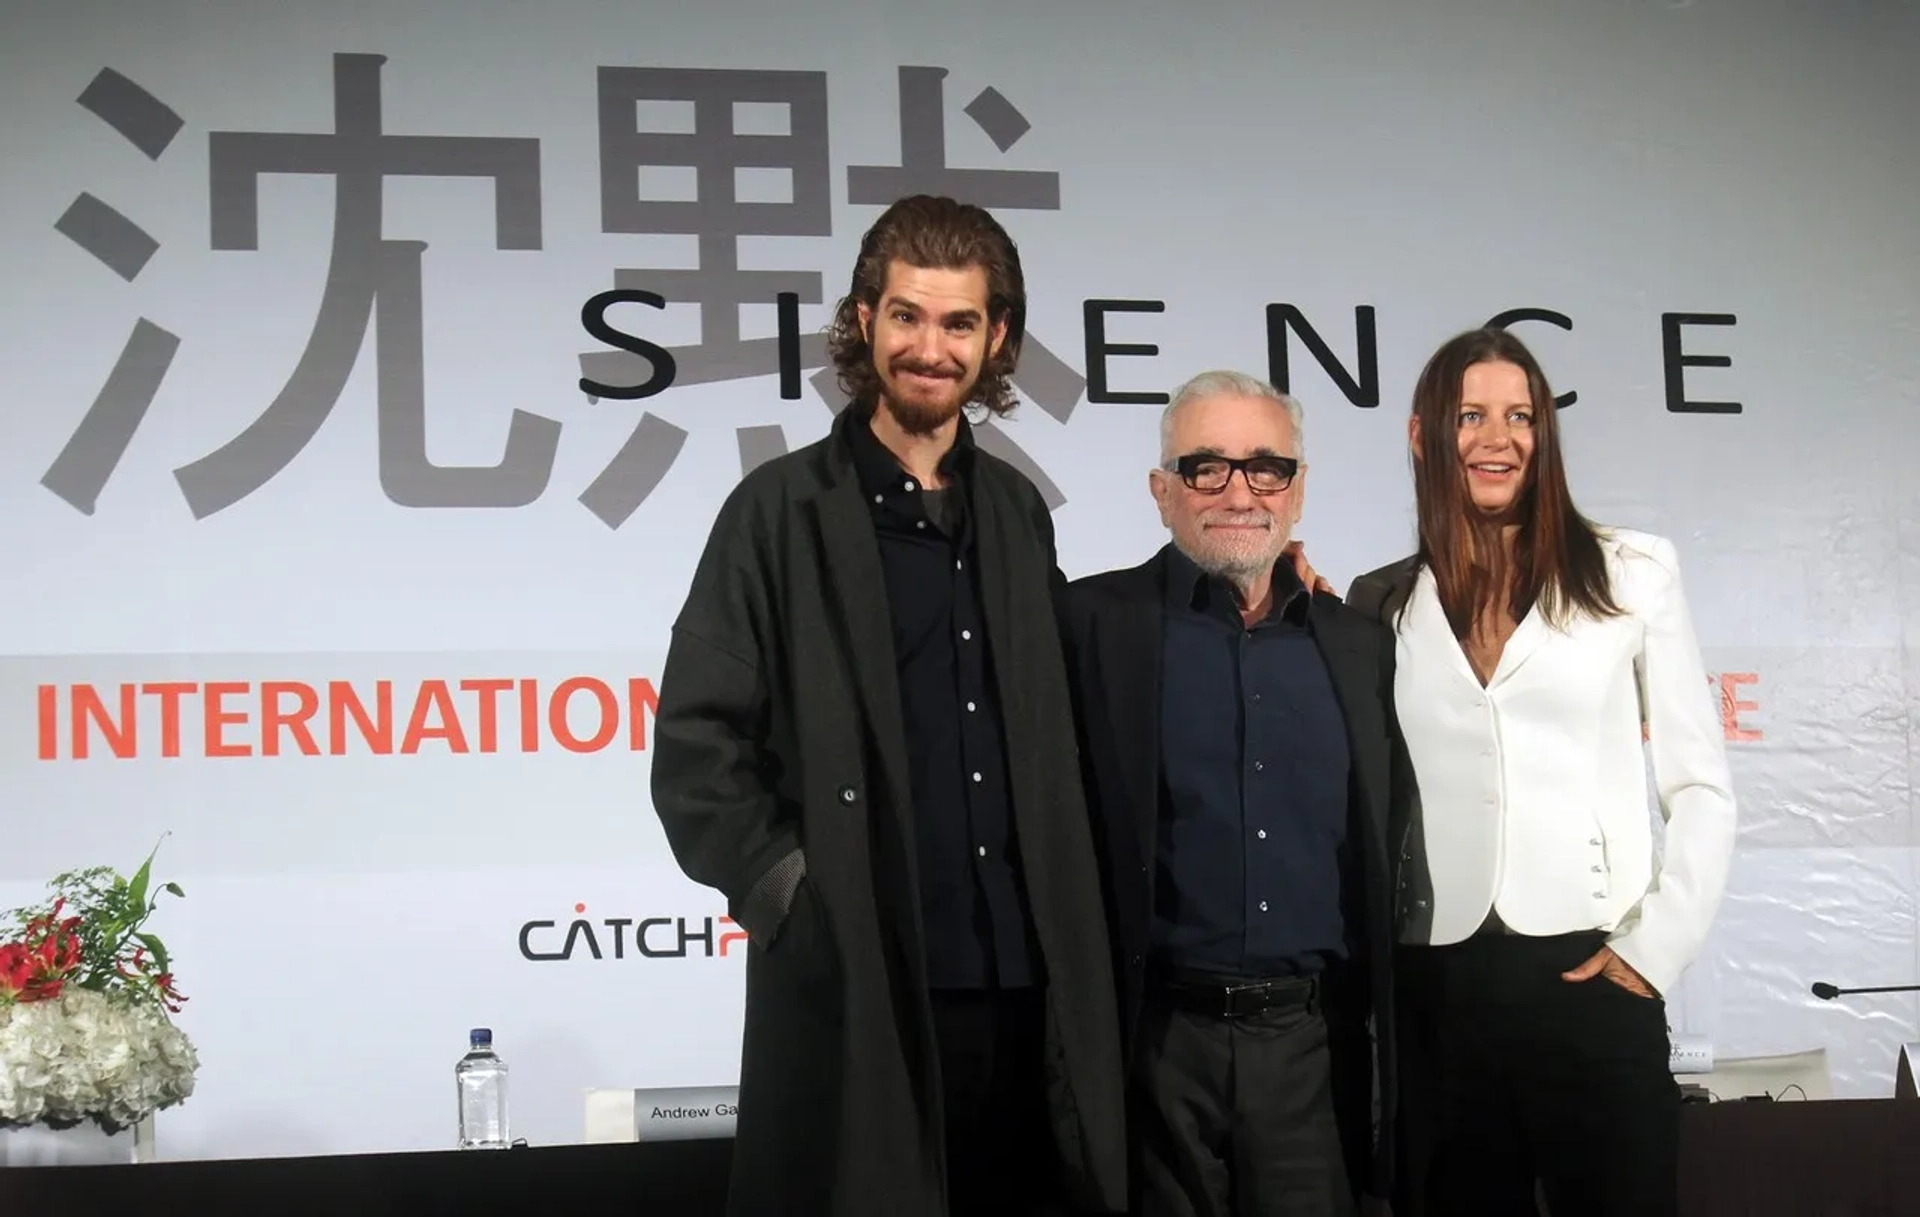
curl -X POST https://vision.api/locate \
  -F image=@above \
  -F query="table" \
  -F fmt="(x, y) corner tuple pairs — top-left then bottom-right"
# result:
(4, 1099), (1916, 1216)
(1677, 1098), (1920, 1216)
(0, 1137), (732, 1217)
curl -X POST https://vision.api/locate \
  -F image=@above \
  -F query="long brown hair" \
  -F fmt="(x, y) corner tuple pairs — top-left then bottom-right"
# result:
(825, 194), (1027, 417)
(1409, 327), (1620, 635)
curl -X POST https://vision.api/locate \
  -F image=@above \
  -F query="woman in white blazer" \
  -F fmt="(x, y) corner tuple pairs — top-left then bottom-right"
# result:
(1347, 327), (1737, 1217)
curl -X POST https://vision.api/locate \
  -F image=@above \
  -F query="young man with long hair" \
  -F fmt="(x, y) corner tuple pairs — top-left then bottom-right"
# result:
(650, 195), (1127, 1216)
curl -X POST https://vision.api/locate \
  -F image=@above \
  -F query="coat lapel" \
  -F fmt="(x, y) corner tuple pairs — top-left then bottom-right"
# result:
(1488, 603), (1549, 686)
(969, 475), (1028, 733)
(1406, 570), (1480, 689)
(1406, 565), (1550, 690)
(1307, 598), (1386, 844)
(1098, 557), (1166, 871)
(814, 483), (907, 759)
(811, 481), (923, 943)
(973, 471), (1098, 821)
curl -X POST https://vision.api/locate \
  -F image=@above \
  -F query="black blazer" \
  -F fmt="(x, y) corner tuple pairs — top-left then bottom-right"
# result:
(1060, 547), (1410, 1201)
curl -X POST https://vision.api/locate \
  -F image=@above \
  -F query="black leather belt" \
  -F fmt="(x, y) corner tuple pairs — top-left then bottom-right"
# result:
(1150, 973), (1319, 1020)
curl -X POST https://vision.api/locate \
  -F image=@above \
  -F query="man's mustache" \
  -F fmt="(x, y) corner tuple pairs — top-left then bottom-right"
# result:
(891, 359), (963, 379)
(1201, 511), (1273, 528)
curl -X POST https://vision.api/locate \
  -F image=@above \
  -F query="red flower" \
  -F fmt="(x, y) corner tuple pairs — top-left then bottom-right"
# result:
(153, 971), (187, 1013)
(0, 939), (66, 1003)
(0, 942), (34, 998)
(0, 904), (85, 1004)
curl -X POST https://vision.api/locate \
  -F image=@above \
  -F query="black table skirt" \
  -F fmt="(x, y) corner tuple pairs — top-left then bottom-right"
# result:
(1675, 1097), (1920, 1217)
(0, 1137), (733, 1217)
(5, 1099), (1918, 1216)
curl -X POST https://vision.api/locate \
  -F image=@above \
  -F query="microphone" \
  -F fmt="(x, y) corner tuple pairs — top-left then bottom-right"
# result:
(1811, 981), (1920, 1000)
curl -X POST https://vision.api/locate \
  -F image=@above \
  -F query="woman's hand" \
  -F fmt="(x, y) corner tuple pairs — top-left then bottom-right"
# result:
(1562, 945), (1656, 998)
(1283, 540), (1334, 597)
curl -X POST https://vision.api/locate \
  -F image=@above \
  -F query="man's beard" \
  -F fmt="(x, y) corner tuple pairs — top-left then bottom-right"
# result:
(1179, 510), (1289, 586)
(878, 357), (976, 436)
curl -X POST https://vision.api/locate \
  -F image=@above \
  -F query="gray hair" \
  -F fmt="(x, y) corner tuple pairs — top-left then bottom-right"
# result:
(1157, 370), (1305, 467)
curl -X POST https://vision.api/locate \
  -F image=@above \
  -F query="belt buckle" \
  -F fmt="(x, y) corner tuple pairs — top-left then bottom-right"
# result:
(1220, 980), (1267, 1019)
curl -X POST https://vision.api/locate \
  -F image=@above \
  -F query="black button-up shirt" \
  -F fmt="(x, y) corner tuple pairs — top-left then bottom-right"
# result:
(846, 409), (1038, 991)
(1153, 545), (1351, 978)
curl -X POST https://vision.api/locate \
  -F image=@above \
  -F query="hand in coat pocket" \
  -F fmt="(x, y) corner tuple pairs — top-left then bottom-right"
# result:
(770, 875), (836, 976)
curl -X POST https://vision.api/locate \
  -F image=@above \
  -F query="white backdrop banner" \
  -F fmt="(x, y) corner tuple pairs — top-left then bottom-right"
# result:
(3, 0), (1917, 1161)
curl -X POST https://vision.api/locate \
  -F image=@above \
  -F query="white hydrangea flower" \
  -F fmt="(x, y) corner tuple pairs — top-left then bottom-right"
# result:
(0, 989), (199, 1131)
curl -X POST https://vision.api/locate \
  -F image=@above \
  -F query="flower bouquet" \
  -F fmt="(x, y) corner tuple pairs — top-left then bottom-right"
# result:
(0, 844), (199, 1138)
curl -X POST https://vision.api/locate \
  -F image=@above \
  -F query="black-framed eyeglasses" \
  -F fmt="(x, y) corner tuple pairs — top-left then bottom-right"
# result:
(1166, 453), (1300, 495)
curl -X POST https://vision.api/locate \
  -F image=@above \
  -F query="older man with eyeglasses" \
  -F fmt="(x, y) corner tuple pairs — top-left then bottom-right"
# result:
(1058, 371), (1413, 1217)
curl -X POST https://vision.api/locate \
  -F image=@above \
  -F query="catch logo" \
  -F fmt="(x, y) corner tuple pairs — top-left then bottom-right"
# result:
(517, 902), (746, 962)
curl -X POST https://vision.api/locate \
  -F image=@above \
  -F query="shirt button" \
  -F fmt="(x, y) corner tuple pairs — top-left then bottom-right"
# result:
(1258, 901), (1269, 912)
(966, 701), (976, 712)
(1253, 760), (1265, 772)
(838, 785), (857, 805)
(961, 629), (972, 641)
(1590, 838), (1602, 847)
(1592, 890), (1606, 899)
(872, 494), (883, 504)
(1257, 830), (1267, 840)
(977, 846), (986, 858)
(971, 771), (983, 783)
(955, 559), (963, 571)
(1592, 865), (1603, 874)
(1251, 693), (1263, 704)
(916, 520), (927, 530)
(903, 480), (916, 492)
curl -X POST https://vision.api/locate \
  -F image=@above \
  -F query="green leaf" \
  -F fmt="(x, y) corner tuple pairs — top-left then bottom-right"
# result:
(127, 853), (154, 920)
(135, 932), (171, 973)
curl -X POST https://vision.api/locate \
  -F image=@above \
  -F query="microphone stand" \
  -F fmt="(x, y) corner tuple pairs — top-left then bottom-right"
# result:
(1811, 982), (1920, 1000)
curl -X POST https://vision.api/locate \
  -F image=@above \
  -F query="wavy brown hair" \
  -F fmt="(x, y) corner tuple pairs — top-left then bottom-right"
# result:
(1409, 327), (1621, 635)
(825, 194), (1026, 417)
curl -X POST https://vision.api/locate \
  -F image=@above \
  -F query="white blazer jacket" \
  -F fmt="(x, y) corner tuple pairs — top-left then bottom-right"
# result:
(1359, 528), (1737, 997)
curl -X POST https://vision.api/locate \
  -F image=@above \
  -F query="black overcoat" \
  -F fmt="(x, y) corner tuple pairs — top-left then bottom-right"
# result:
(651, 406), (1129, 1216)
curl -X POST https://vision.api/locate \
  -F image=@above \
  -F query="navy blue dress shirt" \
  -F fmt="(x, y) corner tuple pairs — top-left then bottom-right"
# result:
(1153, 545), (1352, 978)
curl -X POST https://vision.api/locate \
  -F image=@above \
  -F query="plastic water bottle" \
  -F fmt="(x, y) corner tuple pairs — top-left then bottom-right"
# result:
(456, 1028), (509, 1149)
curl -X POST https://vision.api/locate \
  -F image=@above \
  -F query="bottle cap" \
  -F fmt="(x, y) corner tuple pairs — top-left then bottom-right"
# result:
(470, 1028), (492, 1047)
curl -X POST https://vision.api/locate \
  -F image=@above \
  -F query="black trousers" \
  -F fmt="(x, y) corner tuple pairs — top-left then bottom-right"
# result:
(1133, 976), (1354, 1217)
(931, 987), (1063, 1216)
(1396, 930), (1680, 1217)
